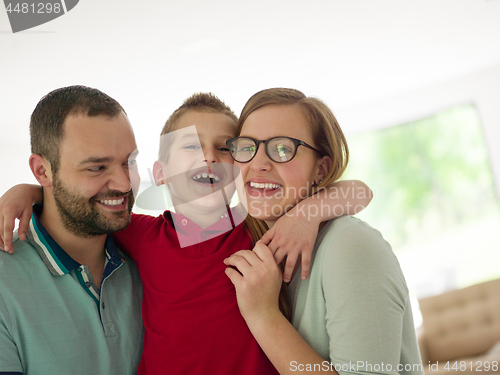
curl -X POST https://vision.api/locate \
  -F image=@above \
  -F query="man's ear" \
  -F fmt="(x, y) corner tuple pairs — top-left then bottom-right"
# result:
(29, 154), (53, 187)
(153, 160), (167, 186)
(315, 155), (333, 184)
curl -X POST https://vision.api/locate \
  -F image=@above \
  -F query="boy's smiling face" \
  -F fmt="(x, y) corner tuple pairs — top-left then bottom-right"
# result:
(154, 110), (240, 213)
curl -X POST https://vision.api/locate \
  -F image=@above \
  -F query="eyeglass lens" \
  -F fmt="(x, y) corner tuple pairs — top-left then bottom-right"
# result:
(231, 138), (296, 163)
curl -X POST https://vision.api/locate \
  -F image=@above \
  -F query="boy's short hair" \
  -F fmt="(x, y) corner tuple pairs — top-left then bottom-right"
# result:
(158, 93), (237, 162)
(30, 85), (125, 173)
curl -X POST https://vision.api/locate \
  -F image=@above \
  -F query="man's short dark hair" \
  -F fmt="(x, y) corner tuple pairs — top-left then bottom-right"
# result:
(30, 85), (125, 173)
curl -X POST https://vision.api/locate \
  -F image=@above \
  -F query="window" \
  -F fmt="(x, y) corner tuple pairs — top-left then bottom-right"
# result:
(344, 104), (500, 298)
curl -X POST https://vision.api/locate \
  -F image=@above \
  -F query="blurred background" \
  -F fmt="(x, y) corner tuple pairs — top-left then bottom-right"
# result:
(2, 0), (500, 327)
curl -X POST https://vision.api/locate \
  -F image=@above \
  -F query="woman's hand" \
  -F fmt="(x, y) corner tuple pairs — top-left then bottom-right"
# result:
(225, 242), (338, 375)
(0, 184), (41, 254)
(259, 204), (321, 283)
(224, 243), (282, 323)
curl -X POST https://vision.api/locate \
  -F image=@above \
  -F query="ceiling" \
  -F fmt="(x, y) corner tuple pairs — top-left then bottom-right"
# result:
(1, 0), (500, 184)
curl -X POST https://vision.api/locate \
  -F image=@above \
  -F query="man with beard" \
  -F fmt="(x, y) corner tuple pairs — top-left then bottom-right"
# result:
(0, 86), (143, 375)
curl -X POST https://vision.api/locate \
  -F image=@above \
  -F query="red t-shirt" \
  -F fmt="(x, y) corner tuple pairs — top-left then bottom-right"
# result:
(113, 211), (278, 375)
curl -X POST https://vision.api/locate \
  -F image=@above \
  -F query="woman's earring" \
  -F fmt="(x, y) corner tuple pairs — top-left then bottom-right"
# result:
(313, 179), (322, 188)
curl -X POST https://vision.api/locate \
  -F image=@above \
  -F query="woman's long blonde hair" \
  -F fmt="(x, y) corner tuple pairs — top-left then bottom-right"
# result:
(239, 88), (349, 319)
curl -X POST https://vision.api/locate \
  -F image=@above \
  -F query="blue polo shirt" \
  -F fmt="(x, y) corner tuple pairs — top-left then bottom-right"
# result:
(0, 206), (143, 375)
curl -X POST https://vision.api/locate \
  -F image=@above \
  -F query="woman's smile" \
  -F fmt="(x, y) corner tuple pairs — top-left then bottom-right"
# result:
(237, 104), (323, 225)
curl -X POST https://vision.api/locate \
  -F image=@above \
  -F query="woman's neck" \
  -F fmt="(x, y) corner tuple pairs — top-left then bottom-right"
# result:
(265, 220), (277, 228)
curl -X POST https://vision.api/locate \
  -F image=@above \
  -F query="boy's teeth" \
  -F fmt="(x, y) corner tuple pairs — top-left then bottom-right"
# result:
(249, 182), (281, 189)
(100, 198), (125, 206)
(192, 173), (220, 182)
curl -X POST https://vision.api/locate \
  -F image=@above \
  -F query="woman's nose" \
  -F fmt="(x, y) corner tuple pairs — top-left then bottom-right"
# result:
(250, 144), (272, 172)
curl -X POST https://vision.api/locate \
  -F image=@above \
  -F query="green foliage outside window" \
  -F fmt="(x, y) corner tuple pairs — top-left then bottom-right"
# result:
(344, 104), (500, 294)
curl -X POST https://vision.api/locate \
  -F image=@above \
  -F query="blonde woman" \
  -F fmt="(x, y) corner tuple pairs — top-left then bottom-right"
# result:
(224, 88), (424, 375)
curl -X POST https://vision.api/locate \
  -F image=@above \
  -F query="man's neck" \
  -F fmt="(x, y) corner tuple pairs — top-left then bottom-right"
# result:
(39, 199), (107, 278)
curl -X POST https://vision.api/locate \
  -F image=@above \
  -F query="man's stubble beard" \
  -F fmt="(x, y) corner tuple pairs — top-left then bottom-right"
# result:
(52, 173), (134, 238)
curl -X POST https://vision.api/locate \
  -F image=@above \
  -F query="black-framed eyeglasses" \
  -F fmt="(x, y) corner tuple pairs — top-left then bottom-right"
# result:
(226, 136), (322, 164)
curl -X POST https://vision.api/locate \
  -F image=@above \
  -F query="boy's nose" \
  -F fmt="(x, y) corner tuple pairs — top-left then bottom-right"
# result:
(203, 149), (219, 164)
